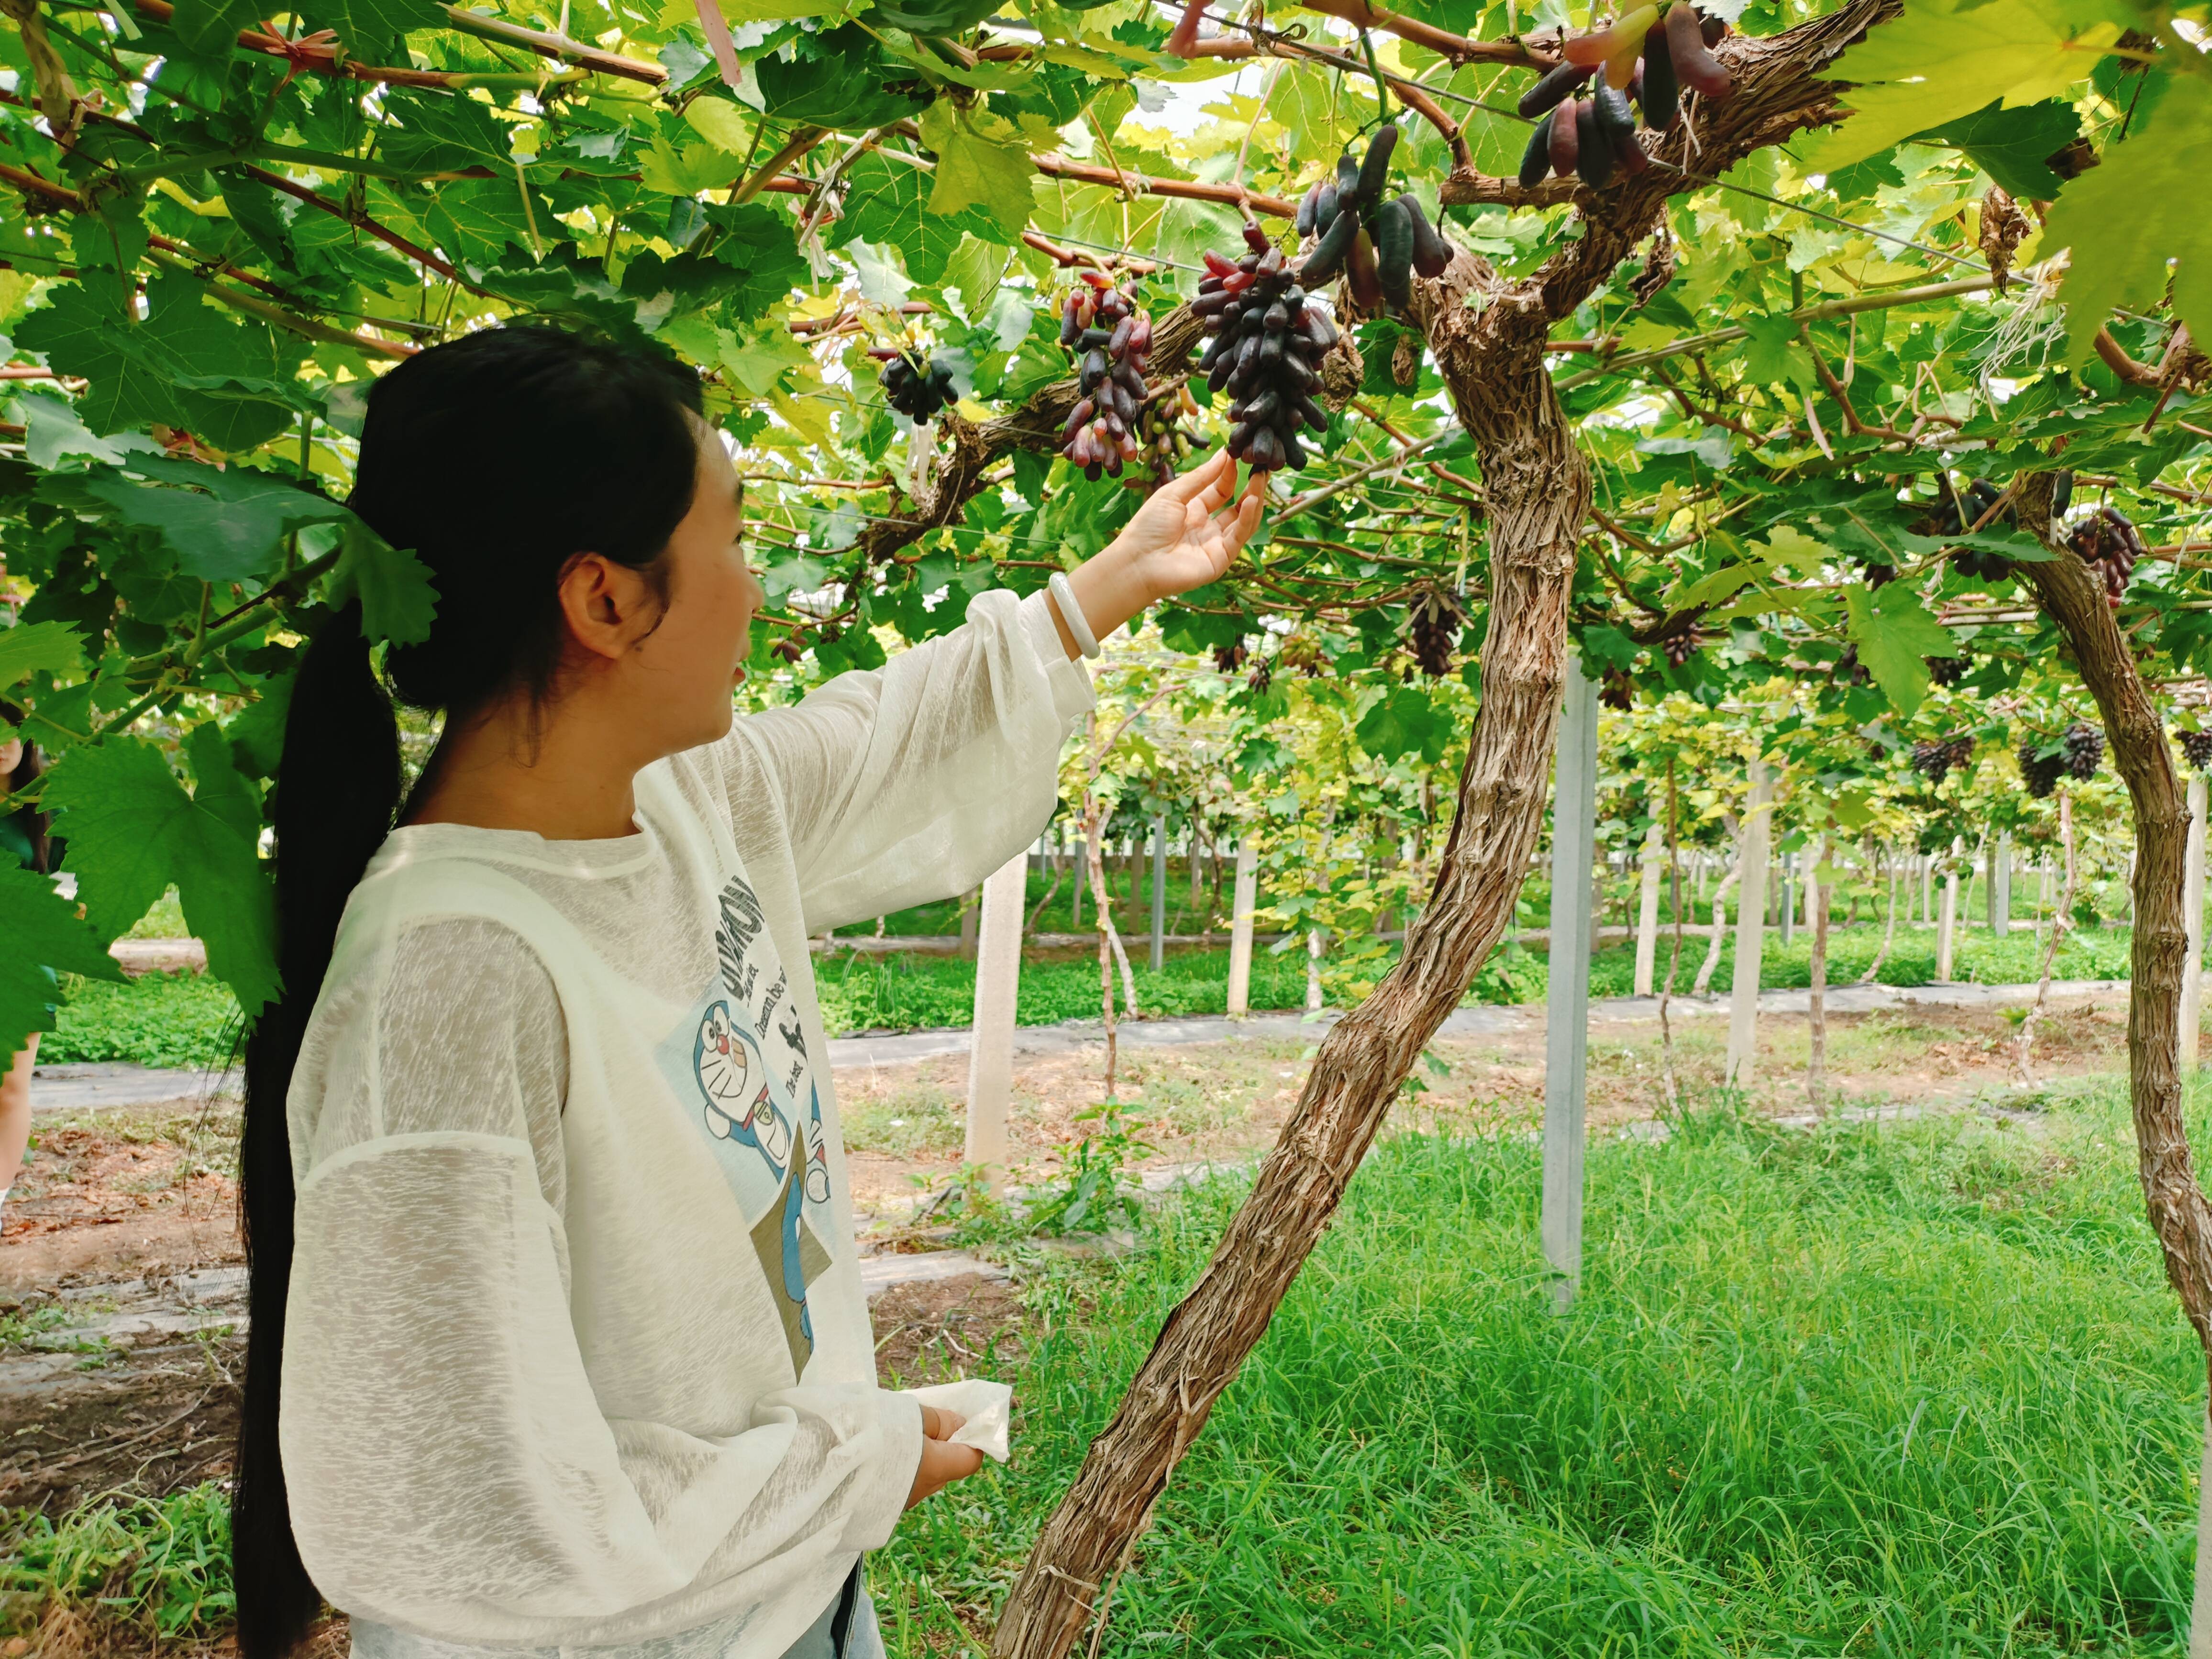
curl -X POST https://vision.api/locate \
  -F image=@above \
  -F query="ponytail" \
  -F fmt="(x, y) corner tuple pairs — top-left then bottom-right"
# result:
(232, 326), (704, 1655)
(236, 602), (402, 1655)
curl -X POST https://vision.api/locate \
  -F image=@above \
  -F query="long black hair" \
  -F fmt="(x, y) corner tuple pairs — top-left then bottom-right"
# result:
(235, 327), (706, 1656)
(1, 697), (52, 875)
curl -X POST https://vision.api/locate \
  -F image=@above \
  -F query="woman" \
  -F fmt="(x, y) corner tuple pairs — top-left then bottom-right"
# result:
(237, 326), (1262, 1659)
(0, 700), (56, 1218)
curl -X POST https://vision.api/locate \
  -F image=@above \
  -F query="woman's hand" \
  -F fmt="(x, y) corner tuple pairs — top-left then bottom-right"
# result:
(906, 1405), (985, 1509)
(1049, 451), (1267, 659)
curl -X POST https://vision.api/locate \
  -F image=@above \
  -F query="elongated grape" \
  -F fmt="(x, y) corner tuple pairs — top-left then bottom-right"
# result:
(1592, 84), (1636, 135)
(1295, 181), (1320, 236)
(1519, 113), (1555, 188)
(1562, 4), (1657, 67)
(1400, 194), (1451, 278)
(1355, 123), (1400, 206)
(1371, 197), (1415, 308)
(1549, 97), (1581, 177)
(1518, 60), (1595, 118)
(1301, 206), (1359, 283)
(1639, 15), (1679, 128)
(1665, 1), (1731, 100)
(1574, 99), (1613, 188)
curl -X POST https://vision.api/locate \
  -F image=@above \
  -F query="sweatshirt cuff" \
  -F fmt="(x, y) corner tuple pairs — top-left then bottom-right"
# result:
(844, 1390), (924, 1553)
(1018, 587), (1098, 728)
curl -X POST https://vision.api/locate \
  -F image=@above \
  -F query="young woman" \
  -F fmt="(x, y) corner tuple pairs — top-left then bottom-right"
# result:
(235, 326), (1263, 1659)
(0, 701), (55, 1217)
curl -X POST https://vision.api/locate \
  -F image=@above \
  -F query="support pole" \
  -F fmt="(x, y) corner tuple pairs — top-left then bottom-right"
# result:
(963, 849), (1028, 1194)
(1725, 761), (1773, 1088)
(2186, 776), (2207, 1070)
(1150, 817), (1167, 972)
(1937, 842), (1960, 982)
(1780, 850), (1794, 948)
(1543, 655), (1598, 1309)
(1227, 840), (1257, 1017)
(1991, 834), (2011, 934)
(1633, 825), (1662, 998)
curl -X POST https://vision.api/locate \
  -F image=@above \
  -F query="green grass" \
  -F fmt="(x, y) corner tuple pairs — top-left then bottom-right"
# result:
(8, 1083), (2200, 1651)
(880, 1081), (2205, 1656)
(2, 1482), (233, 1637)
(38, 922), (2144, 1072)
(815, 945), (1325, 1034)
(40, 971), (241, 1072)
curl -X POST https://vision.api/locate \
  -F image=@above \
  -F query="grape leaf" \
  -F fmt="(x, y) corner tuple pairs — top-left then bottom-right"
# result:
(919, 104), (1036, 243)
(1806, 0), (2123, 175)
(41, 737), (280, 1018)
(292, 0), (444, 61)
(1912, 97), (2080, 199)
(1844, 585), (1955, 716)
(81, 469), (349, 583)
(830, 152), (1001, 283)
(168, 0), (264, 55)
(0, 862), (124, 1063)
(0, 620), (86, 690)
(2044, 77), (2212, 367)
(324, 519), (438, 646)
(1355, 685), (1449, 763)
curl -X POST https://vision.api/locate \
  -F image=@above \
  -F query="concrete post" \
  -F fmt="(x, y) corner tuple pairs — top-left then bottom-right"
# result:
(1725, 761), (1773, 1088)
(1227, 841), (1258, 1017)
(2186, 777), (2207, 1069)
(1150, 817), (1167, 972)
(1991, 834), (2011, 934)
(1634, 826), (1663, 998)
(1937, 842), (1960, 981)
(1543, 655), (1598, 1308)
(1780, 850), (1794, 948)
(963, 850), (1028, 1194)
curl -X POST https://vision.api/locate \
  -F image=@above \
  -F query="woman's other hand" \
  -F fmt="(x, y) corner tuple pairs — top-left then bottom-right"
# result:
(906, 1405), (985, 1509)
(1048, 451), (1267, 659)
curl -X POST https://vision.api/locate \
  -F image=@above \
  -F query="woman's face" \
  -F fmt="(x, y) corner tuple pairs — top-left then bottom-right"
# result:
(0, 725), (22, 778)
(629, 423), (764, 752)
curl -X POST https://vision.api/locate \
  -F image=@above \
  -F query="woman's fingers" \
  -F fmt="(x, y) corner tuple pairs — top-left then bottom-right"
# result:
(919, 1405), (967, 1441)
(1158, 448), (1232, 508)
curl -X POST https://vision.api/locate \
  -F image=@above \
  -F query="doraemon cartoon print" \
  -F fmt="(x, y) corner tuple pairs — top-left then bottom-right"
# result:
(658, 874), (834, 1374)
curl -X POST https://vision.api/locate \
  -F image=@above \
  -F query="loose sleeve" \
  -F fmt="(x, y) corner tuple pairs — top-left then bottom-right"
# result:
(279, 926), (923, 1638)
(710, 587), (1093, 933)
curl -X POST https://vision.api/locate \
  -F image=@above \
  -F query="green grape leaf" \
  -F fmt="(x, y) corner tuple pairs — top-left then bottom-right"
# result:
(1806, 0), (2123, 175)
(80, 467), (349, 583)
(185, 720), (263, 847)
(830, 152), (1002, 283)
(292, 0), (445, 61)
(2045, 77), (2212, 366)
(0, 620), (87, 690)
(167, 0), (264, 54)
(1911, 97), (2080, 199)
(41, 737), (280, 1018)
(756, 27), (929, 128)
(1844, 585), (1954, 716)
(1355, 685), (1449, 763)
(919, 103), (1036, 243)
(325, 519), (439, 645)
(0, 862), (124, 1063)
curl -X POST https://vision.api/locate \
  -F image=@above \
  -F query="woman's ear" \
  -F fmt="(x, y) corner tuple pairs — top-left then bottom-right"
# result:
(555, 553), (660, 664)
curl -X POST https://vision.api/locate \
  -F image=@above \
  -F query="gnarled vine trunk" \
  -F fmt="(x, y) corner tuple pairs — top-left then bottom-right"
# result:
(2016, 474), (2212, 1366)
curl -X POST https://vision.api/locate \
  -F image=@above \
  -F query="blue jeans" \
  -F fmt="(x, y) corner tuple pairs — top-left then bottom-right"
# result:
(778, 1566), (883, 1659)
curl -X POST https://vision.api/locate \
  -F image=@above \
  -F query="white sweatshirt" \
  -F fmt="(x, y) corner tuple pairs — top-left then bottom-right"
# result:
(280, 589), (1092, 1655)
